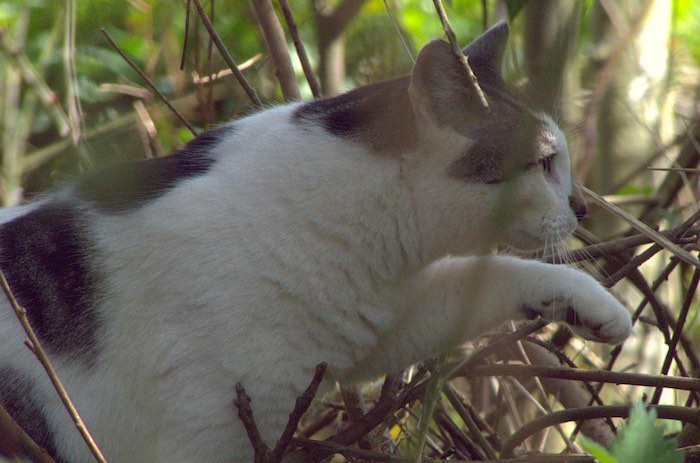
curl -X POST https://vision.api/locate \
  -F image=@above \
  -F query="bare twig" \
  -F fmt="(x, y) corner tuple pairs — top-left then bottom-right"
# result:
(432, 0), (489, 110)
(0, 399), (57, 463)
(501, 405), (700, 458)
(271, 363), (327, 462)
(192, 0), (263, 108)
(650, 266), (700, 404)
(278, 0), (322, 98)
(462, 363), (700, 392)
(180, 0), (192, 70)
(581, 185), (700, 269)
(0, 270), (108, 463)
(252, 0), (300, 101)
(100, 28), (198, 136)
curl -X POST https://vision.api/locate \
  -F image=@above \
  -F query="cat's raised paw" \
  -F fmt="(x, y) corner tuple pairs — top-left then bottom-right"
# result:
(522, 271), (633, 344)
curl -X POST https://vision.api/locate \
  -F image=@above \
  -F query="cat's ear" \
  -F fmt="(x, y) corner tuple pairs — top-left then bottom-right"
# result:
(408, 22), (510, 132)
(462, 21), (509, 75)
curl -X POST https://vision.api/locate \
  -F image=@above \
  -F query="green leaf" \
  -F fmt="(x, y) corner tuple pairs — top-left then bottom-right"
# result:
(610, 403), (683, 463)
(579, 436), (618, 463)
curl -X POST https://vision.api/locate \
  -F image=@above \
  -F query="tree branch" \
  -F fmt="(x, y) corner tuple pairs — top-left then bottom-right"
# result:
(0, 270), (108, 463)
(252, 0), (300, 101)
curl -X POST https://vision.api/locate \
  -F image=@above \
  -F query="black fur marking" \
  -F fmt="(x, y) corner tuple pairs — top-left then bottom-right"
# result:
(0, 203), (98, 359)
(519, 304), (540, 320)
(292, 78), (418, 155)
(0, 366), (64, 462)
(77, 125), (232, 211)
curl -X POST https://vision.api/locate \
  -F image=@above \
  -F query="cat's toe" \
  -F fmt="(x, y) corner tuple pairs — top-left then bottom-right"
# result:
(571, 304), (632, 344)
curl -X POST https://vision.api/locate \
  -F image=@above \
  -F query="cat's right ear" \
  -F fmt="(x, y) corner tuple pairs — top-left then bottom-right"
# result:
(408, 22), (510, 132)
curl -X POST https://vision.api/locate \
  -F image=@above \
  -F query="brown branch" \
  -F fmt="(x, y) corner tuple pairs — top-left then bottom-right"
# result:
(319, 0), (367, 42)
(252, 0), (300, 101)
(100, 28), (198, 136)
(0, 270), (108, 463)
(432, 0), (489, 110)
(501, 405), (700, 458)
(278, 0), (322, 98)
(0, 399), (57, 463)
(180, 0), (192, 70)
(271, 363), (327, 462)
(461, 363), (700, 392)
(234, 383), (271, 463)
(651, 266), (700, 404)
(191, 0), (263, 108)
(581, 185), (700, 270)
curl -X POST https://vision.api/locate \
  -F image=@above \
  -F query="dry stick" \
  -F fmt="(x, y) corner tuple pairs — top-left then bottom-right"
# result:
(252, 0), (300, 101)
(501, 405), (700, 458)
(0, 399), (57, 463)
(444, 386), (498, 460)
(650, 266), (700, 405)
(180, 0), (192, 70)
(278, 0), (322, 98)
(271, 363), (327, 462)
(0, 270), (108, 463)
(234, 383), (271, 463)
(432, 0), (489, 111)
(581, 186), (700, 270)
(192, 0), (263, 109)
(603, 208), (700, 285)
(100, 28), (198, 136)
(560, 223), (700, 265)
(462, 363), (700, 393)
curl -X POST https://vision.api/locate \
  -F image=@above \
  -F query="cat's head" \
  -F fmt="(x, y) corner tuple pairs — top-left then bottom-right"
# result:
(405, 22), (585, 255)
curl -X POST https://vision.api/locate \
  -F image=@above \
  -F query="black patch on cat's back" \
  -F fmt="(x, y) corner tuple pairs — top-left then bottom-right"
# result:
(0, 366), (65, 462)
(0, 203), (98, 360)
(292, 78), (418, 155)
(77, 124), (233, 212)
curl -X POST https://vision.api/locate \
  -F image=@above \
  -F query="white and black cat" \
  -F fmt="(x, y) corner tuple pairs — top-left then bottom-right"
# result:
(0, 22), (631, 462)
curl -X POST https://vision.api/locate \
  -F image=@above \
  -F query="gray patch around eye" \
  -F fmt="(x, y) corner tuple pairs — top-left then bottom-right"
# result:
(0, 366), (65, 462)
(0, 203), (99, 363)
(447, 116), (548, 184)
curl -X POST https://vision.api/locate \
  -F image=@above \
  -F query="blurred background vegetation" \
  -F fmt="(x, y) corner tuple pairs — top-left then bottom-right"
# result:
(2, 0), (700, 460)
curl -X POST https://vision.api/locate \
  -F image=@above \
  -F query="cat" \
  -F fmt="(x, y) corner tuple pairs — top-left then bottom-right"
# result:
(0, 22), (631, 463)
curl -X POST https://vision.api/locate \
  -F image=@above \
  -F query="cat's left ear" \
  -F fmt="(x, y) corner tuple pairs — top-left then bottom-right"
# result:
(408, 22), (510, 131)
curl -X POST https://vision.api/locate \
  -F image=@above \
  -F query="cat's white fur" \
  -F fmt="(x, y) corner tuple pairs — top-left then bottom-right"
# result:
(0, 24), (631, 462)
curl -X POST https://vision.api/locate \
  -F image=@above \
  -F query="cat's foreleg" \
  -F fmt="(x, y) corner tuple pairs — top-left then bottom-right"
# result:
(363, 255), (632, 375)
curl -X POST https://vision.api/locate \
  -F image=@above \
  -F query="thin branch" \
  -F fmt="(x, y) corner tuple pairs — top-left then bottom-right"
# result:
(233, 383), (271, 463)
(271, 363), (327, 462)
(252, 0), (300, 101)
(432, 0), (489, 110)
(191, 0), (263, 108)
(100, 28), (198, 136)
(501, 405), (700, 458)
(0, 399), (57, 463)
(0, 270), (108, 463)
(462, 363), (700, 392)
(581, 185), (700, 269)
(180, 0), (192, 70)
(650, 266), (700, 404)
(278, 0), (322, 98)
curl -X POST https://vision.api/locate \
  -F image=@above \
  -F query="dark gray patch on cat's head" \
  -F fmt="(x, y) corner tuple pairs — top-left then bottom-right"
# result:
(292, 77), (418, 155)
(0, 366), (65, 462)
(77, 124), (233, 212)
(0, 203), (99, 362)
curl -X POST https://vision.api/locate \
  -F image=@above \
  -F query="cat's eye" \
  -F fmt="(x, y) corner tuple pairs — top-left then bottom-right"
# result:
(530, 153), (556, 173)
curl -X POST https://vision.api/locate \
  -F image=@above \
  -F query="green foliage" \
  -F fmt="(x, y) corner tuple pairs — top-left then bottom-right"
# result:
(580, 403), (683, 463)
